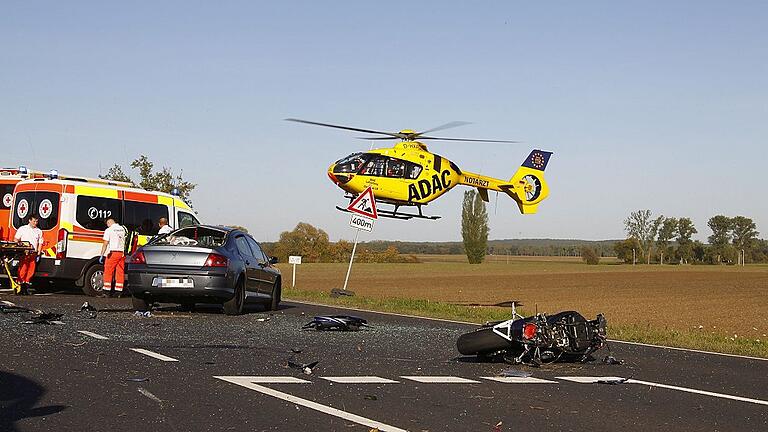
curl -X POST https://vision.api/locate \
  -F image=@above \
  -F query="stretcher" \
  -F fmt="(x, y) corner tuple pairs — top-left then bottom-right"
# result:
(0, 241), (34, 295)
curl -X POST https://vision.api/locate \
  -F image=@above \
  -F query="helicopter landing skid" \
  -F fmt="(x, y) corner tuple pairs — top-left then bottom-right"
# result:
(335, 205), (441, 221)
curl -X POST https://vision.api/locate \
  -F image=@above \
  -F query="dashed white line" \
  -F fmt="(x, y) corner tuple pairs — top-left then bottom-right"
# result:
(215, 376), (409, 432)
(481, 376), (558, 384)
(556, 376), (626, 384)
(130, 348), (179, 362)
(77, 330), (109, 340)
(227, 376), (310, 384)
(401, 376), (480, 384)
(322, 376), (399, 384)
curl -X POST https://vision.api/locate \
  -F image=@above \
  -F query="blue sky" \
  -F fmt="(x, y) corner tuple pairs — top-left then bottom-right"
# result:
(2, 1), (766, 242)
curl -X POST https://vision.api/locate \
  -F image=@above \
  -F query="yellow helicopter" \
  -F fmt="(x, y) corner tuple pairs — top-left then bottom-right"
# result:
(287, 119), (553, 220)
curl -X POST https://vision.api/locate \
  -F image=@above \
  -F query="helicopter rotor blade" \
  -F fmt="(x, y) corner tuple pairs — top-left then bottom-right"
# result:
(418, 136), (520, 143)
(354, 136), (399, 140)
(285, 118), (402, 138)
(418, 121), (472, 136)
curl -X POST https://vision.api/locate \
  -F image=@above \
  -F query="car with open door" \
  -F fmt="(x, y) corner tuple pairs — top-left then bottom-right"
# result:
(126, 225), (281, 315)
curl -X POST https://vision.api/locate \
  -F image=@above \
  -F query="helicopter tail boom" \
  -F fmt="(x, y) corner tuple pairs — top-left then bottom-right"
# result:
(460, 149), (553, 214)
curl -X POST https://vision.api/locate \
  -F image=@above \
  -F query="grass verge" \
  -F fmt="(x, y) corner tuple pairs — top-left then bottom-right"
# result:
(284, 288), (768, 359)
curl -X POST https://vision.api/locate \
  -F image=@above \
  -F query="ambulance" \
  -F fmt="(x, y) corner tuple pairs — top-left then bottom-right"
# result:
(1, 167), (46, 240)
(8, 174), (200, 296)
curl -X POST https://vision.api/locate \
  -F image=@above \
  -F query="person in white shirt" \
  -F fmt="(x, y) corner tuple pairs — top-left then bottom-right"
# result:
(14, 215), (44, 294)
(158, 217), (173, 235)
(100, 218), (127, 297)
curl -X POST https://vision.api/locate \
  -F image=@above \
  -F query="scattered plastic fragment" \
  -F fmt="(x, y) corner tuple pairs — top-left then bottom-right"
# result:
(0, 300), (38, 314)
(80, 302), (97, 319)
(302, 315), (369, 331)
(133, 311), (152, 318)
(23, 312), (64, 325)
(603, 356), (624, 365)
(138, 387), (163, 404)
(255, 317), (270, 322)
(498, 368), (532, 378)
(364, 394), (378, 401)
(126, 377), (149, 382)
(492, 421), (503, 432)
(287, 360), (319, 375)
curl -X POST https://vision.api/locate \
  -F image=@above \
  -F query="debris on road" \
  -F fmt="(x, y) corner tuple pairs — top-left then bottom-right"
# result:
(127, 377), (149, 382)
(597, 377), (630, 385)
(603, 355), (624, 365)
(255, 317), (270, 322)
(302, 315), (369, 331)
(133, 311), (152, 318)
(22, 312), (64, 325)
(80, 302), (97, 319)
(0, 300), (39, 314)
(287, 360), (319, 375)
(492, 421), (503, 432)
(138, 387), (163, 404)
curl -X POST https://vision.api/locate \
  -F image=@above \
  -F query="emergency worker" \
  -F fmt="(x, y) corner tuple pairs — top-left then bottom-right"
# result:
(100, 218), (127, 297)
(14, 215), (43, 295)
(158, 217), (173, 235)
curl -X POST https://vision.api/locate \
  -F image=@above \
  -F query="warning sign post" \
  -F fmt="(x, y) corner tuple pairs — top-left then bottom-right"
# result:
(335, 187), (378, 296)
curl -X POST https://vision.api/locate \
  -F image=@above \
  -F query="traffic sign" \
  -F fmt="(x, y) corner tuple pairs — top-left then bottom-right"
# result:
(288, 256), (302, 265)
(346, 187), (378, 219)
(349, 214), (374, 232)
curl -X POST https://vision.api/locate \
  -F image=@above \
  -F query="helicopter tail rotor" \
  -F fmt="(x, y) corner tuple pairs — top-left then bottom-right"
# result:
(503, 150), (553, 215)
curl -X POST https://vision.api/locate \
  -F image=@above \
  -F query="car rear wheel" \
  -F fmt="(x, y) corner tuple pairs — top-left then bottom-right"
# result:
(132, 295), (151, 312)
(82, 264), (104, 297)
(222, 278), (245, 316)
(269, 280), (281, 311)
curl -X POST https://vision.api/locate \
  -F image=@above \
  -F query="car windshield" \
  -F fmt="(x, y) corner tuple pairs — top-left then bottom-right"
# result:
(152, 227), (227, 248)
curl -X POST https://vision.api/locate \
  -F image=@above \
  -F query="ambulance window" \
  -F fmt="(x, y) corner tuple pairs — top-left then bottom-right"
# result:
(12, 191), (60, 231)
(1, 184), (14, 209)
(76, 196), (123, 231)
(178, 211), (199, 228)
(123, 201), (169, 236)
(360, 156), (387, 177)
(405, 161), (422, 179)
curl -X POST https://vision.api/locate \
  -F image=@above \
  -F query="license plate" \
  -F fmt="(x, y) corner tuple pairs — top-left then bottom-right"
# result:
(152, 277), (194, 288)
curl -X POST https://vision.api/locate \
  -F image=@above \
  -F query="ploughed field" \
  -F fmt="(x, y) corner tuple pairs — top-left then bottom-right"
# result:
(277, 256), (768, 356)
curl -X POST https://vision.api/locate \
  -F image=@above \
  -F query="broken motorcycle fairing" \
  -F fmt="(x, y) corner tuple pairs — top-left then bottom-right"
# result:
(302, 315), (368, 331)
(457, 311), (607, 365)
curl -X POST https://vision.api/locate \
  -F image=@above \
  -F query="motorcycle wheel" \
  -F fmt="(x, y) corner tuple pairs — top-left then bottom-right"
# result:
(457, 327), (513, 356)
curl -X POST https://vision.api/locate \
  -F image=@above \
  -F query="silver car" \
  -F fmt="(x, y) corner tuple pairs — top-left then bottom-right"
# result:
(127, 225), (281, 315)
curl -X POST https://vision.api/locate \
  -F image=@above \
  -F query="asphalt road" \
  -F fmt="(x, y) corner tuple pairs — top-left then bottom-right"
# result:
(1, 291), (767, 432)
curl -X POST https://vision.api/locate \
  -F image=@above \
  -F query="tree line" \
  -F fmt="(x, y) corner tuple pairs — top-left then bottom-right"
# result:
(616, 210), (765, 264)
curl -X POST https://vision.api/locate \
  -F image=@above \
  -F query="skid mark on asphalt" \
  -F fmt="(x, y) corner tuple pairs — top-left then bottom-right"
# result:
(215, 376), (410, 432)
(130, 348), (179, 362)
(557, 376), (768, 406)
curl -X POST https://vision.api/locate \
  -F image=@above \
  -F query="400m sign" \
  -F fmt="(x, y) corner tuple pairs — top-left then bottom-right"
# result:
(349, 214), (374, 232)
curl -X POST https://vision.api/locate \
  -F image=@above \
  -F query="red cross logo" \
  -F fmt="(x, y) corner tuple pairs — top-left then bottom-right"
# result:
(42, 203), (49, 213)
(20, 203), (26, 213)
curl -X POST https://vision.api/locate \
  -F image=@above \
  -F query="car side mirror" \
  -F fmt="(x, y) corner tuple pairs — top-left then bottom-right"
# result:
(269, 256), (278, 264)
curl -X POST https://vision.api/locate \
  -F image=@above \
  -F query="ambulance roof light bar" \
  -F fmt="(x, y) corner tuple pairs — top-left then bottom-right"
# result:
(48, 169), (59, 179)
(18, 166), (28, 175)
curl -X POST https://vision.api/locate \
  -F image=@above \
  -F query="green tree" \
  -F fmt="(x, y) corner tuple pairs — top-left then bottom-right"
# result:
(273, 222), (330, 263)
(461, 190), (489, 264)
(731, 216), (759, 263)
(656, 217), (678, 265)
(707, 215), (733, 264)
(675, 217), (697, 264)
(100, 155), (197, 205)
(614, 237), (641, 264)
(581, 247), (600, 265)
(624, 210), (662, 264)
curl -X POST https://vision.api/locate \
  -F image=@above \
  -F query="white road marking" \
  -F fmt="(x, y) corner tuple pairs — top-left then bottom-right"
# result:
(400, 376), (480, 384)
(130, 348), (179, 362)
(556, 376), (626, 384)
(222, 376), (310, 384)
(286, 300), (768, 362)
(608, 339), (768, 362)
(628, 379), (768, 406)
(557, 376), (768, 406)
(481, 376), (558, 384)
(322, 376), (399, 384)
(77, 330), (109, 340)
(215, 376), (409, 432)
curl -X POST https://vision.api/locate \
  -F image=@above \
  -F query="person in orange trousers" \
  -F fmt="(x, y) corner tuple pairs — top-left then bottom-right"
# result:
(14, 215), (43, 295)
(99, 217), (127, 298)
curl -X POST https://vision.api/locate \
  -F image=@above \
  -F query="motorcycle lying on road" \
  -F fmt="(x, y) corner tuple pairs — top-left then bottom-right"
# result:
(457, 304), (607, 366)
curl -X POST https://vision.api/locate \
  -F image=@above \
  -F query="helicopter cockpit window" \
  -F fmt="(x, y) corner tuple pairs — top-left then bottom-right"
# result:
(360, 156), (386, 177)
(405, 161), (422, 179)
(334, 153), (371, 174)
(384, 158), (406, 178)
